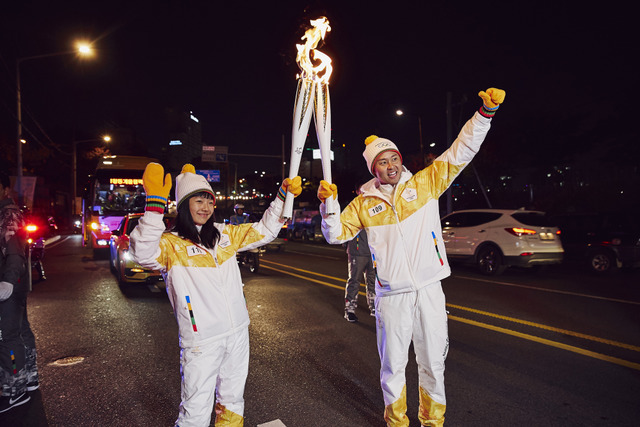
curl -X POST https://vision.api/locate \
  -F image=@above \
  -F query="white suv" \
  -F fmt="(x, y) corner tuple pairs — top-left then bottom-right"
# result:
(440, 209), (564, 275)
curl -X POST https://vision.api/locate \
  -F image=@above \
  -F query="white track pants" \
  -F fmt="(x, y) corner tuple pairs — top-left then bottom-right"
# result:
(176, 327), (249, 427)
(376, 282), (449, 426)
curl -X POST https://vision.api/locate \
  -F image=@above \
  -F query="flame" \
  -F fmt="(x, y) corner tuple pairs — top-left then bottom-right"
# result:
(296, 17), (332, 84)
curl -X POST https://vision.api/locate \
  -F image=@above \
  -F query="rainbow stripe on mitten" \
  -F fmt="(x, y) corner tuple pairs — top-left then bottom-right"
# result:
(479, 103), (499, 118)
(146, 195), (167, 213)
(277, 185), (287, 201)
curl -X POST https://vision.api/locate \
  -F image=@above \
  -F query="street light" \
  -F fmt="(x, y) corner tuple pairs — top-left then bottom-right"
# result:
(72, 135), (111, 215)
(16, 40), (95, 204)
(395, 109), (425, 168)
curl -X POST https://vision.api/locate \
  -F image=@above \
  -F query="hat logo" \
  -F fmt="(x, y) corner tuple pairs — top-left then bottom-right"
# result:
(376, 141), (393, 148)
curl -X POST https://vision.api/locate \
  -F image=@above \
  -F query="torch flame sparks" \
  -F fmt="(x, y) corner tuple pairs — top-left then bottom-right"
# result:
(296, 17), (332, 84)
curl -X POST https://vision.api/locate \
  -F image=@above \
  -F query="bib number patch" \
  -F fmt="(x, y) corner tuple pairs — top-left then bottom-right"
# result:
(368, 203), (386, 217)
(186, 245), (206, 256)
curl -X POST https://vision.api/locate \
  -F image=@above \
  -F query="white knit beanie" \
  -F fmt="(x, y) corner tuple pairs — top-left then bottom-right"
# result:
(175, 164), (215, 208)
(362, 135), (402, 175)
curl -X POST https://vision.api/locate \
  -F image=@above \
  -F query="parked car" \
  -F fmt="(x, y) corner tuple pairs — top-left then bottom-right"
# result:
(549, 212), (640, 274)
(441, 208), (564, 275)
(266, 223), (287, 251)
(286, 209), (322, 242)
(109, 213), (175, 284)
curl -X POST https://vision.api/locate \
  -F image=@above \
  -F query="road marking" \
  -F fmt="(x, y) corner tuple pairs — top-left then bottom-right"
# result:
(261, 260), (640, 369)
(449, 315), (640, 371)
(257, 420), (287, 427)
(261, 263), (344, 291)
(447, 303), (640, 352)
(262, 260), (345, 283)
(453, 274), (640, 306)
(281, 249), (343, 260)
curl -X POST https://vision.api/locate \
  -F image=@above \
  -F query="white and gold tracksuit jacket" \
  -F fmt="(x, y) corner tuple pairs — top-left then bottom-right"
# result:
(322, 111), (492, 296)
(130, 198), (285, 348)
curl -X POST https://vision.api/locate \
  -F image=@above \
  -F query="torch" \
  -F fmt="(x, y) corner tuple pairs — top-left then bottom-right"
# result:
(283, 17), (336, 219)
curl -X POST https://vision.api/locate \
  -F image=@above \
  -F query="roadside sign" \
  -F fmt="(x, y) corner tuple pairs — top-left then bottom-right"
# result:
(196, 169), (220, 182)
(202, 145), (228, 163)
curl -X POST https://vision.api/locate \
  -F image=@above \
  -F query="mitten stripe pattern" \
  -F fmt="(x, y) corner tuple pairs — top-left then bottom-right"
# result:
(277, 185), (287, 201)
(479, 104), (499, 118)
(146, 196), (167, 213)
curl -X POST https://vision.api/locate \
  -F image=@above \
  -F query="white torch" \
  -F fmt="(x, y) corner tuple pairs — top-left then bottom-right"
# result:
(283, 17), (336, 219)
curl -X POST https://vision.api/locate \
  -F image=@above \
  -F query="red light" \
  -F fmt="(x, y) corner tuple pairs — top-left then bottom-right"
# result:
(26, 224), (37, 232)
(504, 227), (537, 236)
(556, 230), (561, 235)
(520, 252), (533, 256)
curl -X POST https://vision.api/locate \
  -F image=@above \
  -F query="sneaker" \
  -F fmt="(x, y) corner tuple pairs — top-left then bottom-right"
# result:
(0, 393), (31, 413)
(27, 380), (40, 392)
(344, 312), (358, 323)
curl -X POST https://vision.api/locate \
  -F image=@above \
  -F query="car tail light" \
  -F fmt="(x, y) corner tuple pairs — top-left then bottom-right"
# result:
(505, 227), (537, 236)
(26, 224), (37, 232)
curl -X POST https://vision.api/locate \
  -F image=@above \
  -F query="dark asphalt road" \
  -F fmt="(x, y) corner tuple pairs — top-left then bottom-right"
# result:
(2, 235), (639, 426)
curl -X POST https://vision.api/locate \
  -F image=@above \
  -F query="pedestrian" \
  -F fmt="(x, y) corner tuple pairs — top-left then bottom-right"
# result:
(229, 204), (250, 225)
(0, 172), (39, 414)
(130, 163), (301, 426)
(318, 88), (506, 426)
(343, 228), (376, 322)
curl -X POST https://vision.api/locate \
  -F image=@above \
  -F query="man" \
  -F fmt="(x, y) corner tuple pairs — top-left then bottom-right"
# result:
(318, 88), (505, 426)
(343, 228), (376, 322)
(0, 172), (39, 414)
(229, 204), (250, 225)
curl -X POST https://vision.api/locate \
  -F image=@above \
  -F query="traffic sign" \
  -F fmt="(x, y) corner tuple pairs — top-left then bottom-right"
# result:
(196, 169), (220, 182)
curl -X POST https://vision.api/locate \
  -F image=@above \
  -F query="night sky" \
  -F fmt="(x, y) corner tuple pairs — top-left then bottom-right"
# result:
(1, 1), (637, 208)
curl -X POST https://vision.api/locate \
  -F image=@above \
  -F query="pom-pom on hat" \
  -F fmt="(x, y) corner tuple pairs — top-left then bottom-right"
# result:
(362, 135), (402, 175)
(175, 164), (215, 208)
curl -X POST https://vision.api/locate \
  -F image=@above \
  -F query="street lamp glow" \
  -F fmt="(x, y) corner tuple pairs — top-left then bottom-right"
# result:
(103, 135), (111, 142)
(395, 109), (404, 116)
(76, 42), (94, 56)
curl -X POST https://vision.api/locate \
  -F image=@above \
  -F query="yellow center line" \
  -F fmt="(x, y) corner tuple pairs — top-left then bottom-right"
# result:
(260, 259), (640, 370)
(449, 315), (640, 371)
(447, 304), (640, 352)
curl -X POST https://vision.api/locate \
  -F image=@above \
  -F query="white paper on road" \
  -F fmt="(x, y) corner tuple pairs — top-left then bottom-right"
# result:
(257, 420), (287, 427)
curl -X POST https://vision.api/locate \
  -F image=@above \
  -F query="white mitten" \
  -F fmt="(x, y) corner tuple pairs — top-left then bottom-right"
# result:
(0, 281), (14, 301)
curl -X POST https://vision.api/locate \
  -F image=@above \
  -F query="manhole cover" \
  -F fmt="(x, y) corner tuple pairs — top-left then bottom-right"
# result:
(49, 356), (85, 366)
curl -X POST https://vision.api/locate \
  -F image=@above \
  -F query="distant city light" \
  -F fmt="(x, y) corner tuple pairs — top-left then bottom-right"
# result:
(170, 140), (183, 146)
(190, 112), (199, 122)
(312, 149), (334, 160)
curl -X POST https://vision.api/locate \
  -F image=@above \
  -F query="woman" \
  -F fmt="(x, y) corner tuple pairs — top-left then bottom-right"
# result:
(130, 163), (301, 426)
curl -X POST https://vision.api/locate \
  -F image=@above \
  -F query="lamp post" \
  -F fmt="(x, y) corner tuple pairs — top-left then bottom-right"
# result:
(72, 135), (111, 215)
(16, 41), (94, 204)
(395, 109), (425, 168)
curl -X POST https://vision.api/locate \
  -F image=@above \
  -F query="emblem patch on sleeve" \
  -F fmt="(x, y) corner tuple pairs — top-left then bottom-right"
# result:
(401, 187), (417, 202)
(218, 234), (231, 248)
(368, 203), (386, 217)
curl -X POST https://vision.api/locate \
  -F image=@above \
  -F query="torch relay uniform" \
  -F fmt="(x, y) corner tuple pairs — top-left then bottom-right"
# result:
(344, 229), (376, 319)
(320, 93), (502, 426)
(130, 164), (293, 427)
(0, 199), (36, 413)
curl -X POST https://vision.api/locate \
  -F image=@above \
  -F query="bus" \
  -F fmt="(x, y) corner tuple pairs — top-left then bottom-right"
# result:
(82, 155), (158, 250)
